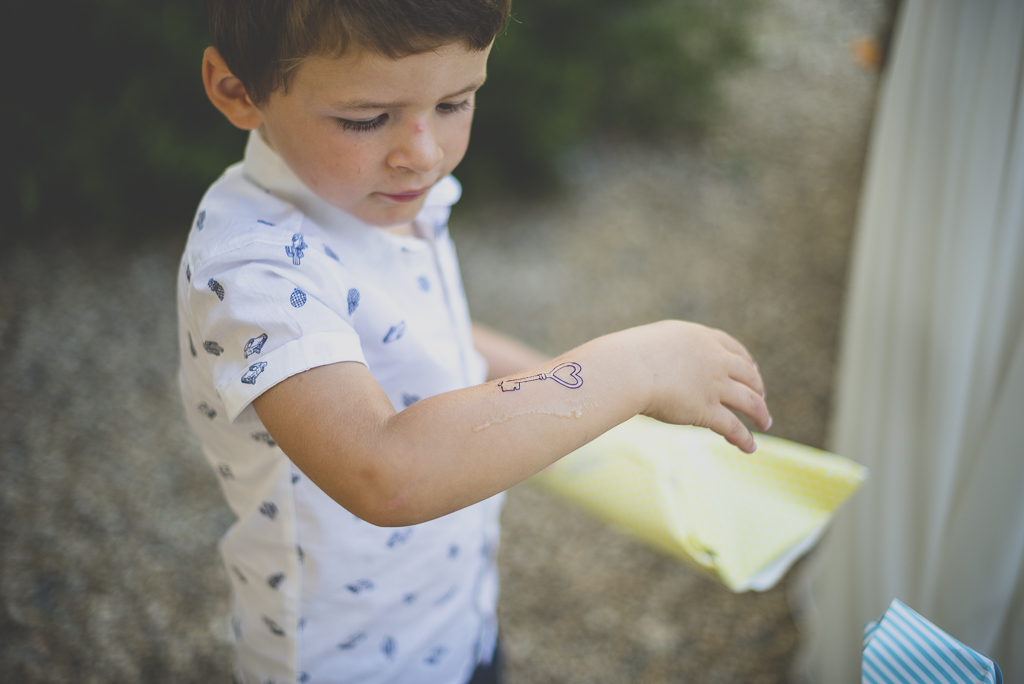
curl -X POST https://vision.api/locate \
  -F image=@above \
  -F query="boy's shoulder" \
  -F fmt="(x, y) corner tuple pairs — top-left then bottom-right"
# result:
(184, 162), (317, 273)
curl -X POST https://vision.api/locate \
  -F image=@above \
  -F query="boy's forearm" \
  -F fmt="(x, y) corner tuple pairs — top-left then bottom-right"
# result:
(379, 329), (647, 523)
(255, 328), (648, 527)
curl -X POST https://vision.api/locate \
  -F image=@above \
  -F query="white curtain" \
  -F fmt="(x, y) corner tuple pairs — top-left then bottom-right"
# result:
(794, 0), (1024, 681)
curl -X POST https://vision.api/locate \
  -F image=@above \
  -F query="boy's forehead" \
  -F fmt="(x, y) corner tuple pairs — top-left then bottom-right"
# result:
(290, 43), (490, 108)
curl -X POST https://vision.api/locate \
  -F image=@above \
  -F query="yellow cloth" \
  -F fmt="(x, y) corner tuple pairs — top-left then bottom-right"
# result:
(530, 416), (867, 592)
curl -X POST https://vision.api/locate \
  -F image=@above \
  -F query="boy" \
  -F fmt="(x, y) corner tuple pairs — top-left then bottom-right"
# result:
(179, 1), (771, 682)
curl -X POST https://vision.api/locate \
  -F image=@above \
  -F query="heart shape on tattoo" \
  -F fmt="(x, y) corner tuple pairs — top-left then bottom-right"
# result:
(549, 362), (584, 389)
(499, 361), (584, 392)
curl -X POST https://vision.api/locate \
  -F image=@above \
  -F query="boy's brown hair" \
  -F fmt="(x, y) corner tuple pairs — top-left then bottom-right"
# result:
(207, 0), (511, 105)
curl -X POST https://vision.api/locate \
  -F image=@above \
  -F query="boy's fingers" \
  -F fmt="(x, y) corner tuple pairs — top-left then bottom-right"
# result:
(712, 329), (755, 365)
(727, 354), (765, 397)
(707, 406), (757, 454)
(721, 384), (772, 432)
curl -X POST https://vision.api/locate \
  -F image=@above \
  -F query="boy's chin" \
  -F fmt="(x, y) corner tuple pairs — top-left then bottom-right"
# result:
(355, 197), (427, 229)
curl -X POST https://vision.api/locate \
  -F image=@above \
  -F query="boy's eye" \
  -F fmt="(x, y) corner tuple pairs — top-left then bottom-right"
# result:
(437, 99), (473, 115)
(337, 114), (388, 132)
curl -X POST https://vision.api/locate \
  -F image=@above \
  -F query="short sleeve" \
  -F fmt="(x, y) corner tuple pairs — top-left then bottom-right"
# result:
(184, 230), (366, 422)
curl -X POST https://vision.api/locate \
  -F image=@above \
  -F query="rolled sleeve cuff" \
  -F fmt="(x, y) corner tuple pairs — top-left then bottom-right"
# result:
(217, 330), (367, 422)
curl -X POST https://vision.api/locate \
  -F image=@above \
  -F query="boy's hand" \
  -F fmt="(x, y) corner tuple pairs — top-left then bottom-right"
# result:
(634, 321), (770, 453)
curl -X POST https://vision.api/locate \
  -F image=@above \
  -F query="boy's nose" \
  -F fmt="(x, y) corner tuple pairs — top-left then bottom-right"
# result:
(387, 120), (443, 174)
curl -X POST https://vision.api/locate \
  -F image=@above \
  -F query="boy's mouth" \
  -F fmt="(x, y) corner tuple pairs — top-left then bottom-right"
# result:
(378, 188), (430, 204)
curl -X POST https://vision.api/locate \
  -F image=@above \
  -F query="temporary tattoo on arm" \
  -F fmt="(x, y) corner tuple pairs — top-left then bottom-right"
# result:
(499, 362), (583, 392)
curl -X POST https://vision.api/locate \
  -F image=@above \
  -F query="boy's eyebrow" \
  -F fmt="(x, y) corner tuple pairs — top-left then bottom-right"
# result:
(329, 78), (487, 111)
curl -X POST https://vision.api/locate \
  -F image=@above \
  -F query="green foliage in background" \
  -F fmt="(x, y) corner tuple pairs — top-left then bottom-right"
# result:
(3, 0), (753, 237)
(463, 0), (754, 196)
(4, 1), (247, 237)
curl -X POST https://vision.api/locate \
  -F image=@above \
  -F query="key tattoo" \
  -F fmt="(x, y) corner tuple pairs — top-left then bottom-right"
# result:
(499, 362), (583, 392)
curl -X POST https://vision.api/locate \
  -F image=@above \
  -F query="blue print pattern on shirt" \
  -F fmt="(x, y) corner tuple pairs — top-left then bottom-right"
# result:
(257, 219), (275, 226)
(232, 566), (247, 583)
(402, 393), (420, 407)
(195, 210), (205, 231)
(198, 403), (216, 420)
(324, 244), (340, 262)
(263, 615), (286, 637)
(185, 264), (191, 282)
(188, 332), (197, 357)
(346, 579), (374, 594)
(346, 581), (374, 593)
(347, 288), (360, 315)
(208, 278), (225, 301)
(298, 673), (310, 683)
(203, 340), (224, 356)
(290, 289), (307, 308)
(417, 276), (431, 292)
(251, 431), (276, 447)
(244, 333), (268, 357)
(339, 632), (366, 651)
(241, 361), (267, 384)
(218, 464), (234, 480)
(383, 321), (406, 344)
(285, 233), (307, 265)
(267, 572), (285, 589)
(259, 501), (278, 519)
(424, 646), (447, 665)
(381, 636), (397, 661)
(386, 528), (413, 548)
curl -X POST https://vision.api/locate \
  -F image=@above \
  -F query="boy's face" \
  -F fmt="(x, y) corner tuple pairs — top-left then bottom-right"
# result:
(256, 43), (490, 228)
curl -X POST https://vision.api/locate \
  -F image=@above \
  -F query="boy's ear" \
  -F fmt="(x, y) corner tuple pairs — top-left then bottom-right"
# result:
(203, 46), (263, 131)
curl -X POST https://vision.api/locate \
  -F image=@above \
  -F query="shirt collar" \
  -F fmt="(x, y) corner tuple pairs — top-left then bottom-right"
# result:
(240, 129), (461, 244)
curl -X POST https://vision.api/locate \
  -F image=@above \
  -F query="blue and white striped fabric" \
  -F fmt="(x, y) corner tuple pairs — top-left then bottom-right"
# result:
(862, 599), (1002, 684)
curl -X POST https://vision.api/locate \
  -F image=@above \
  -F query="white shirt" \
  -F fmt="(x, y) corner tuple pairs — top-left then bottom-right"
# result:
(177, 131), (502, 684)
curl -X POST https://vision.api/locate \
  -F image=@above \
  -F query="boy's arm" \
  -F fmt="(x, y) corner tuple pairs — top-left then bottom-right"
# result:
(253, 320), (769, 527)
(471, 321), (549, 380)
